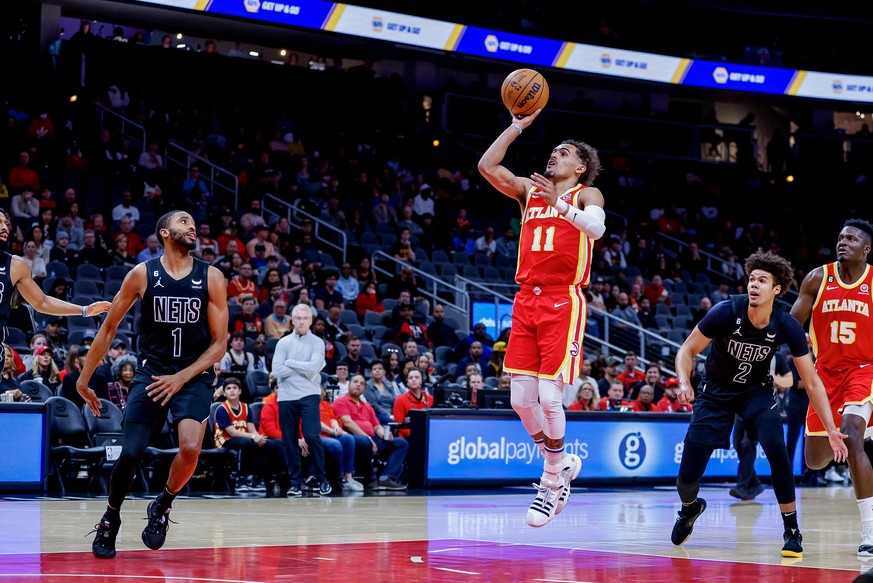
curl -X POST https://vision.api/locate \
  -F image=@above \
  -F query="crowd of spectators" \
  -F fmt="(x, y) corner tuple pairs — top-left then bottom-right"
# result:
(0, 15), (854, 494)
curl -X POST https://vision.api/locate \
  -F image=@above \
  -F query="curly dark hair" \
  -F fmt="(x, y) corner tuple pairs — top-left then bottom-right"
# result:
(561, 139), (602, 186)
(743, 252), (795, 298)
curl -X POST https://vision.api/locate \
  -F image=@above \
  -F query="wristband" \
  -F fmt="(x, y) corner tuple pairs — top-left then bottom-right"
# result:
(81, 305), (89, 318)
(554, 199), (570, 216)
(510, 123), (523, 135)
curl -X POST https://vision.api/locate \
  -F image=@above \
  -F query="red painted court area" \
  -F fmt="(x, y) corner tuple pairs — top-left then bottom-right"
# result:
(1, 539), (855, 583)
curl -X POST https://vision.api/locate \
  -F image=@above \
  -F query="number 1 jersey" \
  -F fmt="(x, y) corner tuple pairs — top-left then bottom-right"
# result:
(810, 262), (873, 372)
(515, 184), (594, 286)
(139, 257), (211, 374)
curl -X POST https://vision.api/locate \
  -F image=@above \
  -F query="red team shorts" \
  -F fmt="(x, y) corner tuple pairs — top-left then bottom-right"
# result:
(806, 363), (873, 435)
(503, 284), (587, 384)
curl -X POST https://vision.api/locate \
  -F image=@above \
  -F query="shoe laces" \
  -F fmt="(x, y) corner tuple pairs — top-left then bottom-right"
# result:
(532, 480), (561, 505)
(861, 532), (873, 546)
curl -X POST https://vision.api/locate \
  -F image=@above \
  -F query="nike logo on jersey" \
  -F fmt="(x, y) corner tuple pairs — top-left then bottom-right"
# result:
(554, 302), (569, 308)
(826, 285), (840, 290)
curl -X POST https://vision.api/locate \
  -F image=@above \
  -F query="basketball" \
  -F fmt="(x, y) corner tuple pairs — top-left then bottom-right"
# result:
(501, 68), (549, 117)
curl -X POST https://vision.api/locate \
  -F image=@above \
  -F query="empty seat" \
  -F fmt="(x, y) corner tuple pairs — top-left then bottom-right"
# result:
(75, 263), (103, 282)
(339, 310), (361, 326)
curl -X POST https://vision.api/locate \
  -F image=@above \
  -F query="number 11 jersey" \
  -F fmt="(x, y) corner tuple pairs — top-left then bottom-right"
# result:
(515, 184), (594, 287)
(139, 257), (211, 374)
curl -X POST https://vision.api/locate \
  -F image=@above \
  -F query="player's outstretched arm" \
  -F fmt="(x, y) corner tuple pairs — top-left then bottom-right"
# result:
(146, 266), (229, 406)
(477, 111), (542, 204)
(11, 256), (111, 318)
(790, 266), (824, 325)
(675, 327), (711, 405)
(76, 264), (147, 416)
(794, 353), (848, 461)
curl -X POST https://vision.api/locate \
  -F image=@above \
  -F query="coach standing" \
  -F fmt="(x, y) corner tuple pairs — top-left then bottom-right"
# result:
(273, 303), (331, 497)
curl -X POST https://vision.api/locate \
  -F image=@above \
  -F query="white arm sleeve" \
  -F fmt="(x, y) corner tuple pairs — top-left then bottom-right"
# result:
(554, 199), (606, 240)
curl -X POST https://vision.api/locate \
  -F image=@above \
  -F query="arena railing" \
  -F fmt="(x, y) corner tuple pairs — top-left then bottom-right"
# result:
(261, 194), (348, 264)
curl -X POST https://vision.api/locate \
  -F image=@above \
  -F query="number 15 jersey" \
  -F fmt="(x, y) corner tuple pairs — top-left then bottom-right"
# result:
(515, 184), (595, 286)
(810, 262), (873, 372)
(139, 257), (211, 374)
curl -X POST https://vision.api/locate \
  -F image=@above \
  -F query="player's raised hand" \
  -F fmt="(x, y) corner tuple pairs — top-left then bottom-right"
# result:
(828, 427), (849, 463)
(510, 108), (541, 129)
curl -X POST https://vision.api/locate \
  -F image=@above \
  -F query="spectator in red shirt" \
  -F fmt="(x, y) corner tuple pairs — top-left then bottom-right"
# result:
(643, 273), (671, 306)
(227, 263), (260, 305)
(392, 369), (433, 438)
(657, 378), (693, 413)
(332, 374), (408, 490)
(390, 302), (430, 348)
(631, 384), (660, 412)
(316, 389), (365, 492)
(567, 381), (598, 411)
(616, 351), (645, 393)
(598, 381), (631, 411)
(9, 151), (40, 192)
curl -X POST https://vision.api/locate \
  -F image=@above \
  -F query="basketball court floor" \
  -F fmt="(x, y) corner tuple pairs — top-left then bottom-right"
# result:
(1, 484), (870, 582)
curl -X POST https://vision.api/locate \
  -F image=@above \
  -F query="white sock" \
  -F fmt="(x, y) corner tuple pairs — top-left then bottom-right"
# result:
(859, 496), (873, 537)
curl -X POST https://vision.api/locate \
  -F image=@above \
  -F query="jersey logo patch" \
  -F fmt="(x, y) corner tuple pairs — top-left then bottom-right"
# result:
(826, 285), (839, 290)
(765, 331), (776, 342)
(733, 326), (742, 336)
(862, 284), (869, 293)
(154, 277), (164, 289)
(569, 341), (580, 357)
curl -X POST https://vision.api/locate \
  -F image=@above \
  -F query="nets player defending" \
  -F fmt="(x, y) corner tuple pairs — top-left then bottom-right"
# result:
(791, 219), (873, 556)
(78, 211), (228, 558)
(672, 252), (846, 557)
(478, 109), (605, 527)
(0, 211), (110, 355)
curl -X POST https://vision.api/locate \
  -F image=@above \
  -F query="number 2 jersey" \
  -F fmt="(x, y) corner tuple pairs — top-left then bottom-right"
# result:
(809, 262), (873, 372)
(697, 295), (808, 400)
(515, 184), (595, 286)
(139, 257), (211, 374)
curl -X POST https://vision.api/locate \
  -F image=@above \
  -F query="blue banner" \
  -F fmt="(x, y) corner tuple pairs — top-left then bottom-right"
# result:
(680, 60), (796, 95)
(453, 26), (565, 67)
(426, 415), (803, 482)
(471, 301), (513, 340)
(201, 0), (335, 30)
(0, 411), (45, 485)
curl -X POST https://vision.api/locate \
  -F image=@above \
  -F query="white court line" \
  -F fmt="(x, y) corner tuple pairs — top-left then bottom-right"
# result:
(427, 547), (462, 553)
(533, 579), (596, 583)
(312, 557), (335, 561)
(0, 575), (265, 583)
(434, 567), (480, 575)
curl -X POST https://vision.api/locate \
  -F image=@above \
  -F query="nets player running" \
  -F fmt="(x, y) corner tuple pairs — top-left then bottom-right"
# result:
(791, 219), (873, 556)
(671, 252), (846, 557)
(77, 211), (228, 558)
(0, 211), (110, 357)
(478, 108), (606, 527)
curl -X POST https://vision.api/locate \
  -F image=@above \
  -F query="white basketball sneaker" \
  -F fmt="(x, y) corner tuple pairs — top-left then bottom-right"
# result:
(859, 532), (873, 557)
(526, 476), (562, 528)
(555, 454), (582, 515)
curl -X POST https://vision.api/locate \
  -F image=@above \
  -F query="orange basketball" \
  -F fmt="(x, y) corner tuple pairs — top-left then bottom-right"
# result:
(501, 68), (549, 117)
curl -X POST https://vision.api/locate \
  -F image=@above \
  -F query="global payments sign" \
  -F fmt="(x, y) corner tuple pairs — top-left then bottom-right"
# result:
(426, 416), (801, 482)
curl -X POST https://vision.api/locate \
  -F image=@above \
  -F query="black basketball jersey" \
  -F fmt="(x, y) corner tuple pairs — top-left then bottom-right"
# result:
(0, 252), (12, 330)
(139, 257), (211, 374)
(697, 294), (808, 394)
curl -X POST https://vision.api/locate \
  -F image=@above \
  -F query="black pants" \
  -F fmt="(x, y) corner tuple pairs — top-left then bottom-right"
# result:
(222, 436), (286, 484)
(279, 395), (326, 488)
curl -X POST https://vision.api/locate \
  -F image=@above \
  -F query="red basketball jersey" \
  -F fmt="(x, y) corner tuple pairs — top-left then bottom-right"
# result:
(515, 184), (595, 286)
(810, 262), (873, 371)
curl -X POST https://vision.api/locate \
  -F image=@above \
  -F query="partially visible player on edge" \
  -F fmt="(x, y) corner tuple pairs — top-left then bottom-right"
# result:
(671, 252), (846, 558)
(791, 218), (873, 556)
(0, 211), (110, 355)
(478, 108), (606, 527)
(77, 211), (228, 558)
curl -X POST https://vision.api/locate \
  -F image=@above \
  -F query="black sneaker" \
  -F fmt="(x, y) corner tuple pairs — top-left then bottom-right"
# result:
(91, 514), (121, 559)
(141, 501), (172, 551)
(782, 528), (803, 558)
(302, 476), (320, 493)
(286, 485), (303, 498)
(671, 498), (707, 545)
(319, 480), (332, 496)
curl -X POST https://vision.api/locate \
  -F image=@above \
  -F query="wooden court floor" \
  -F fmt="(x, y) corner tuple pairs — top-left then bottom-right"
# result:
(1, 484), (870, 582)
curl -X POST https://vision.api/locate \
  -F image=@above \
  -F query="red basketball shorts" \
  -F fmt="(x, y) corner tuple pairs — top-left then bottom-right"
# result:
(503, 284), (587, 384)
(806, 363), (873, 435)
